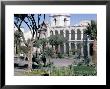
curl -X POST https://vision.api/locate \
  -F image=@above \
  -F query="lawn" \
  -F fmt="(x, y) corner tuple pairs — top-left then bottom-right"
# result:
(23, 65), (97, 76)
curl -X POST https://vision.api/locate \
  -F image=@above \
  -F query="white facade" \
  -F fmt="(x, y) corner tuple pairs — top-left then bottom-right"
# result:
(50, 14), (70, 27)
(46, 14), (94, 56)
(14, 14), (94, 57)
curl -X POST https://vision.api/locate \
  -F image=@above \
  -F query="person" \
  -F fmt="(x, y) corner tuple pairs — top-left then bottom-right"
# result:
(32, 55), (36, 62)
(25, 57), (28, 61)
(42, 55), (46, 67)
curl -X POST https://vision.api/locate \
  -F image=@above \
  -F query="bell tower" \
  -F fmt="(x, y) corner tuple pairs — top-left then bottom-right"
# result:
(50, 14), (70, 27)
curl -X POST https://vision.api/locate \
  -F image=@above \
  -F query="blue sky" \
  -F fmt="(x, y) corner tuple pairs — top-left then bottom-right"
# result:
(18, 14), (97, 32)
(71, 14), (97, 25)
(37, 14), (97, 25)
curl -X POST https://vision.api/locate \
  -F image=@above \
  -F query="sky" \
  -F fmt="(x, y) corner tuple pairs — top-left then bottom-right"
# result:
(35, 14), (97, 25)
(15, 14), (97, 32)
(71, 14), (97, 25)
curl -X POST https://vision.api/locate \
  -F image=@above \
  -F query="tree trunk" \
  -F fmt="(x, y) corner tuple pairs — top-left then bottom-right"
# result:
(55, 45), (58, 54)
(16, 44), (18, 54)
(52, 45), (53, 50)
(92, 39), (97, 65)
(27, 42), (33, 71)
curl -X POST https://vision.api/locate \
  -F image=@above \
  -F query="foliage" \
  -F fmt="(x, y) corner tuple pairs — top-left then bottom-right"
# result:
(49, 35), (65, 46)
(83, 20), (97, 63)
(20, 46), (29, 54)
(74, 65), (96, 76)
(14, 30), (22, 54)
(14, 14), (46, 70)
(20, 64), (97, 76)
(33, 39), (41, 48)
(57, 52), (64, 58)
(84, 20), (97, 40)
(44, 47), (54, 57)
(48, 35), (65, 54)
(70, 49), (75, 55)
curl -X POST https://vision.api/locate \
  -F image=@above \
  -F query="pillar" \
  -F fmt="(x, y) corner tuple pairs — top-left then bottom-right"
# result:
(64, 30), (66, 53)
(87, 42), (90, 57)
(81, 30), (83, 40)
(53, 30), (55, 35)
(69, 30), (71, 52)
(69, 42), (71, 52)
(75, 29), (77, 40)
(75, 42), (77, 55)
(81, 43), (84, 56)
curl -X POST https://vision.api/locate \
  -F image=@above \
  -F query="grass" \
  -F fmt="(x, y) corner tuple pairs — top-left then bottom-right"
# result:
(23, 65), (96, 76)
(74, 65), (97, 76)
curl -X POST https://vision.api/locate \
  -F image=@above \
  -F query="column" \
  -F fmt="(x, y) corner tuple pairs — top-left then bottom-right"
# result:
(75, 42), (77, 55)
(69, 42), (71, 52)
(75, 29), (77, 40)
(81, 43), (84, 56)
(58, 30), (60, 35)
(69, 30), (71, 52)
(58, 30), (60, 52)
(69, 30), (71, 41)
(87, 42), (90, 57)
(53, 30), (55, 35)
(81, 30), (83, 40)
(64, 30), (66, 53)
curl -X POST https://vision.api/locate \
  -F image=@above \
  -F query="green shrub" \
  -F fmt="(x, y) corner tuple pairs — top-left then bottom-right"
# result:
(57, 52), (64, 58)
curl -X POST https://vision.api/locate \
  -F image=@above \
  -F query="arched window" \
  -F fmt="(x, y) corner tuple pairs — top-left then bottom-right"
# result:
(50, 30), (53, 35)
(55, 30), (58, 35)
(71, 30), (75, 40)
(60, 30), (64, 37)
(71, 43), (75, 55)
(66, 30), (69, 40)
(77, 29), (81, 40)
(71, 43), (75, 50)
(54, 18), (57, 25)
(60, 44), (64, 53)
(77, 43), (81, 54)
(66, 43), (69, 54)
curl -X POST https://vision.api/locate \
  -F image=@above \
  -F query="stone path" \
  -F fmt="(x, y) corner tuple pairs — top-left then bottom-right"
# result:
(14, 58), (74, 76)
(48, 58), (74, 67)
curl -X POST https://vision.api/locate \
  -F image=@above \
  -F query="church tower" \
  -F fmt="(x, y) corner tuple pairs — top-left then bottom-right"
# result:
(50, 14), (70, 27)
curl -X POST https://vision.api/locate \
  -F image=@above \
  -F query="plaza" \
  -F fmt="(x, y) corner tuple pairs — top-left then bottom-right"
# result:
(14, 14), (97, 76)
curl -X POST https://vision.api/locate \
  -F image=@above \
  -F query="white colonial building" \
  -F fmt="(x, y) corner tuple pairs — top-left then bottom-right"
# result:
(14, 14), (94, 57)
(40, 14), (94, 56)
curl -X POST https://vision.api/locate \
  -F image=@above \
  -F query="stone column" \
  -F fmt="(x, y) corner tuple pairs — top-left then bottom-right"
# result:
(64, 30), (66, 53)
(58, 29), (60, 34)
(69, 42), (71, 52)
(58, 30), (60, 52)
(75, 29), (77, 40)
(69, 30), (71, 52)
(87, 42), (90, 57)
(75, 42), (77, 55)
(81, 43), (84, 56)
(69, 30), (71, 41)
(53, 30), (55, 35)
(81, 30), (83, 40)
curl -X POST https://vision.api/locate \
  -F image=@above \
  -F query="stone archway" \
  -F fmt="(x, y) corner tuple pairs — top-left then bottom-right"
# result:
(50, 30), (53, 35)
(55, 30), (58, 35)
(71, 30), (75, 40)
(77, 29), (81, 40)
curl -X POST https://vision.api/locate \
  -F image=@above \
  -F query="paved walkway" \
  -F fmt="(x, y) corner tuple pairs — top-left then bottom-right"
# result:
(48, 58), (74, 67)
(14, 58), (74, 76)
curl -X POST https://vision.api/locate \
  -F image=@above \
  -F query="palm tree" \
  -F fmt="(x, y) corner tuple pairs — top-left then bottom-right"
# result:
(84, 20), (97, 65)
